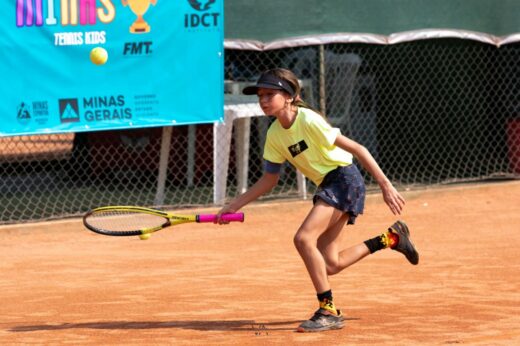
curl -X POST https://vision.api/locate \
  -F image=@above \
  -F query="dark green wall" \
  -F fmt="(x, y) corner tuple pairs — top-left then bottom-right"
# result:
(225, 0), (520, 41)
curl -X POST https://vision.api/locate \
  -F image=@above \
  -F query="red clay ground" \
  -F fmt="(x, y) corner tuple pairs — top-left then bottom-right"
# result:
(1, 181), (519, 345)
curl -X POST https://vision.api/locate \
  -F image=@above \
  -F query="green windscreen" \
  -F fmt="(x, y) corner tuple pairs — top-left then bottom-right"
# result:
(225, 0), (520, 41)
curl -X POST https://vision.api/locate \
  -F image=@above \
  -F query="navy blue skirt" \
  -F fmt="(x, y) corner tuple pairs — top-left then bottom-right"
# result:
(313, 164), (366, 225)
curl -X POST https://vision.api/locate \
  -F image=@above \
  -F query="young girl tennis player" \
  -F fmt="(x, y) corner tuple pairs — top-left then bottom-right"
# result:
(217, 68), (419, 333)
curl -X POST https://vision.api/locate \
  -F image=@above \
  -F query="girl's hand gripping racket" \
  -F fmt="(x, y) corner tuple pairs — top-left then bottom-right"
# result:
(83, 206), (244, 239)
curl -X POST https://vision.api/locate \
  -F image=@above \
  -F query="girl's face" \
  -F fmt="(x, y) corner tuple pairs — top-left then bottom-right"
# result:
(257, 88), (291, 116)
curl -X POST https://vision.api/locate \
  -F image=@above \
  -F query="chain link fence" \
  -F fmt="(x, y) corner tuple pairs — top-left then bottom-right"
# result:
(1, 38), (519, 223)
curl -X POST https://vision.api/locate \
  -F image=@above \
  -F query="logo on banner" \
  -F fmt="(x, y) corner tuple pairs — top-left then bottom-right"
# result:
(185, 0), (220, 28)
(123, 41), (153, 55)
(17, 102), (31, 125)
(16, 0), (115, 27)
(121, 0), (157, 56)
(59, 99), (80, 123)
(32, 101), (50, 125)
(16, 0), (113, 46)
(187, 0), (216, 11)
(32, 101), (49, 117)
(83, 95), (132, 121)
(121, 0), (158, 34)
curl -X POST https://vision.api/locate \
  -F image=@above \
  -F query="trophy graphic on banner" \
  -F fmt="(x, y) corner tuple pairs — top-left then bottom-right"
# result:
(121, 0), (157, 33)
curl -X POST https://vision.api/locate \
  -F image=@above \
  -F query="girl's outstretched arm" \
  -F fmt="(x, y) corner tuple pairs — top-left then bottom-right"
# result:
(216, 172), (280, 222)
(334, 134), (405, 215)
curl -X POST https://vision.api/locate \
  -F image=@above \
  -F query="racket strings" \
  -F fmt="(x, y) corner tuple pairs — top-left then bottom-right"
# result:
(87, 210), (167, 232)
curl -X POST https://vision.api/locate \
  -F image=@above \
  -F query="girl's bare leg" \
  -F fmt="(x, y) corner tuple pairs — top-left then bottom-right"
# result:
(293, 199), (347, 293)
(318, 221), (370, 276)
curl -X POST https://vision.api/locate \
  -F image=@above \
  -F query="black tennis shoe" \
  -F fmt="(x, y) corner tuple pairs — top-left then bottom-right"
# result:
(388, 220), (419, 265)
(297, 308), (344, 333)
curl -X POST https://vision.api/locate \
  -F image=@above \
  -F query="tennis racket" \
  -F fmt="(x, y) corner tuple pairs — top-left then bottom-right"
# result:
(83, 206), (244, 237)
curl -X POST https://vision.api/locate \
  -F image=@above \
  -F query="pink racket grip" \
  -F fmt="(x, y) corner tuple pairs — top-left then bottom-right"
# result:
(197, 213), (244, 223)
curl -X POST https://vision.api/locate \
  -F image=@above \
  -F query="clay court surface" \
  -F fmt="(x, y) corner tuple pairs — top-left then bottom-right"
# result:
(1, 181), (519, 345)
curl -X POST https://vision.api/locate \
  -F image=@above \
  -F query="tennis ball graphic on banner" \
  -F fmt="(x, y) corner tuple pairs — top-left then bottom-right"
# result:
(90, 47), (108, 65)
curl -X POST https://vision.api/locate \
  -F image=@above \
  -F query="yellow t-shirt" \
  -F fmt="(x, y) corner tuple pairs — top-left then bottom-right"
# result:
(263, 107), (353, 185)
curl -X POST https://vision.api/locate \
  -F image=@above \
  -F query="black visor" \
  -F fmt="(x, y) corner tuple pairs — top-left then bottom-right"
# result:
(242, 73), (296, 96)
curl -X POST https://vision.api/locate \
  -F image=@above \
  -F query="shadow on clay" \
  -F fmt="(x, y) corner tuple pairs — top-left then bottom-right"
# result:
(10, 317), (360, 333)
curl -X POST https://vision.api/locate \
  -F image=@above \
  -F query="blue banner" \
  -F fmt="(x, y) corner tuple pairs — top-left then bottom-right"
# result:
(0, 0), (224, 136)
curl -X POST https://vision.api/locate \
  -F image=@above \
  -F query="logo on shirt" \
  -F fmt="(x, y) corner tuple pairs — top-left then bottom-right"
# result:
(288, 140), (308, 158)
